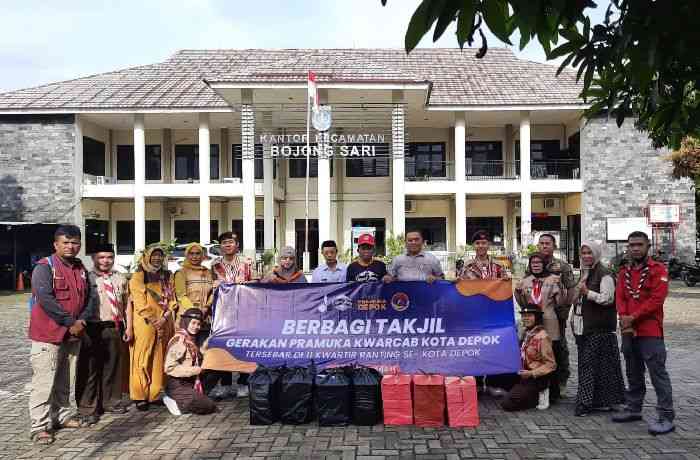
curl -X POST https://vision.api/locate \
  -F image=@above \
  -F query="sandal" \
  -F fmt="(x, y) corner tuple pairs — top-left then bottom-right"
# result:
(31, 430), (55, 445)
(59, 416), (91, 429)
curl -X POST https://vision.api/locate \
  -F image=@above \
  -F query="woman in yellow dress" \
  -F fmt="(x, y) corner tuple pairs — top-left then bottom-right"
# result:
(128, 246), (178, 410)
(174, 243), (214, 328)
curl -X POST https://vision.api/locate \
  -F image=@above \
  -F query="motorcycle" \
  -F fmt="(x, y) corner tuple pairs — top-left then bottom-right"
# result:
(667, 258), (683, 280)
(679, 262), (700, 287)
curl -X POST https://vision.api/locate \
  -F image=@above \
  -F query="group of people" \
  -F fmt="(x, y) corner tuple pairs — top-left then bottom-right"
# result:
(27, 224), (675, 444)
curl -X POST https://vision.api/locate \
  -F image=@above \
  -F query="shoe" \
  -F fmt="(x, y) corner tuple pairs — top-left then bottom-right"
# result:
(593, 406), (613, 413)
(162, 395), (182, 416)
(81, 414), (100, 426)
(102, 404), (128, 414)
(486, 386), (507, 398)
(612, 411), (642, 423)
(574, 406), (590, 417)
(237, 384), (249, 398)
(537, 388), (550, 410)
(648, 417), (675, 435)
(135, 401), (150, 411)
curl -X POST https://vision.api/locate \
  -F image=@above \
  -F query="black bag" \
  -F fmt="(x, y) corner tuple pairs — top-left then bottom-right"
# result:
(351, 366), (383, 425)
(279, 365), (315, 424)
(316, 368), (352, 426)
(248, 366), (283, 425)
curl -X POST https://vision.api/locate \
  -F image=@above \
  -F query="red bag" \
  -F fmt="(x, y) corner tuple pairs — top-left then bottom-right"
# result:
(381, 374), (413, 425)
(445, 376), (479, 428)
(412, 374), (445, 427)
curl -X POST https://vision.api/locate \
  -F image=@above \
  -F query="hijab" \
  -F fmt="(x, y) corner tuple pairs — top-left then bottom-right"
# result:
(527, 253), (549, 279)
(271, 246), (302, 281)
(183, 242), (207, 271)
(139, 246), (166, 274)
(580, 240), (602, 269)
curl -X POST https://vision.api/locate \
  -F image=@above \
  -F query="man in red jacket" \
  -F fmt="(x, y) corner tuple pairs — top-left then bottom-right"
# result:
(613, 231), (675, 435)
(28, 225), (95, 444)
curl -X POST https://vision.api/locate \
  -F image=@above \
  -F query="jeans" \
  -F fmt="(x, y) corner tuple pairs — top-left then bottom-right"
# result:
(621, 335), (675, 421)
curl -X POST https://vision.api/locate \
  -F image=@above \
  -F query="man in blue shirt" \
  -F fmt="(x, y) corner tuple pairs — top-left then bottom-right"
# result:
(311, 240), (347, 283)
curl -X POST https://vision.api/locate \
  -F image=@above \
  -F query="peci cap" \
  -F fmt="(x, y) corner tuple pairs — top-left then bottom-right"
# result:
(357, 233), (375, 247)
(471, 230), (490, 244)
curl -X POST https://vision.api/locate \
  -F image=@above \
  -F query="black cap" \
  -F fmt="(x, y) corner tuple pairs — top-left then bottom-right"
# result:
(93, 243), (115, 254)
(520, 304), (544, 315)
(181, 308), (204, 321)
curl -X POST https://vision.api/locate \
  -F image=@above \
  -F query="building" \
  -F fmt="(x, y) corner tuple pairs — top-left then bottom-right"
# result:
(0, 48), (695, 284)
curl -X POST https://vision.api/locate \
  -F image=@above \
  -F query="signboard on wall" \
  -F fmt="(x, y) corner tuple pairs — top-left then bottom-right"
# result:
(648, 204), (680, 224)
(606, 217), (653, 241)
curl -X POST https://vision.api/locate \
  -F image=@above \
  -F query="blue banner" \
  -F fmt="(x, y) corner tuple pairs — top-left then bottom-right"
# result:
(203, 280), (521, 376)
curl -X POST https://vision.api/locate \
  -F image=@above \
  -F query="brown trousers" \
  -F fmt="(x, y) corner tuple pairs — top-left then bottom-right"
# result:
(76, 322), (125, 414)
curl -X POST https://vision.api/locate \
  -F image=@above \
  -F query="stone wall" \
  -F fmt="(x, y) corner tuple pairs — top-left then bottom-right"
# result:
(581, 117), (696, 262)
(0, 115), (77, 223)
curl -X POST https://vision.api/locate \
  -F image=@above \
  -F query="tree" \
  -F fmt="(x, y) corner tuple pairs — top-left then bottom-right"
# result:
(382, 0), (700, 150)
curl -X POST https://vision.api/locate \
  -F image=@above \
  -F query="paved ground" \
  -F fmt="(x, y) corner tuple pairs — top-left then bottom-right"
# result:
(1, 283), (699, 460)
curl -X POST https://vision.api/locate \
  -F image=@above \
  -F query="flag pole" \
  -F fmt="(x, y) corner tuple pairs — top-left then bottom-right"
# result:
(303, 72), (311, 273)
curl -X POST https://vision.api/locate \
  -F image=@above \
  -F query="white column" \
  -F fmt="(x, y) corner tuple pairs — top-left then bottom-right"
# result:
(318, 131), (331, 245)
(241, 104), (256, 255)
(263, 143), (275, 250)
(454, 112), (466, 249)
(391, 102), (405, 237)
(519, 111), (532, 248)
(133, 114), (146, 251)
(198, 113), (211, 244)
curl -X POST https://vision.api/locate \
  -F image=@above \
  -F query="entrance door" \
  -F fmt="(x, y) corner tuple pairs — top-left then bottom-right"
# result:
(567, 214), (581, 267)
(85, 219), (110, 254)
(295, 219), (319, 269)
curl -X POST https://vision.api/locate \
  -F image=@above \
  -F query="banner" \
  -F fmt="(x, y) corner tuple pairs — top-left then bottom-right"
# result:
(203, 280), (521, 376)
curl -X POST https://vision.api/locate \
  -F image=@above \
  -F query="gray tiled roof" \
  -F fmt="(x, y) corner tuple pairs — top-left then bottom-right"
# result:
(0, 48), (584, 111)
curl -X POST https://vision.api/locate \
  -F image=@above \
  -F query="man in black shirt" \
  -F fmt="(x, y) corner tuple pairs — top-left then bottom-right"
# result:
(346, 234), (387, 282)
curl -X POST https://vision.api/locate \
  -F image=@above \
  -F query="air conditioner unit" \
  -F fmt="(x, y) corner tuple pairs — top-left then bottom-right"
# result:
(405, 199), (417, 213)
(543, 198), (559, 209)
(515, 200), (521, 209)
(223, 177), (241, 183)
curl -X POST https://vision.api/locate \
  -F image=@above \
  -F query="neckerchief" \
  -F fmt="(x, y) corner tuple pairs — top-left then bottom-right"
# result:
(530, 278), (544, 305)
(99, 271), (123, 330)
(521, 326), (543, 366)
(625, 259), (650, 300)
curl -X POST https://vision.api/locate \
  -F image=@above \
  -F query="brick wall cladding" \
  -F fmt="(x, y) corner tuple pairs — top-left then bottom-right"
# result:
(581, 117), (696, 263)
(0, 114), (77, 223)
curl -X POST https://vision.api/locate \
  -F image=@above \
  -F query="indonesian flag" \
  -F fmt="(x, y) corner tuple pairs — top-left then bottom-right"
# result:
(308, 70), (319, 111)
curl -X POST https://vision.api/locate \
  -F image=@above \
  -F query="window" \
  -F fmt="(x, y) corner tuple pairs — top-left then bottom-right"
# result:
(232, 144), (277, 179)
(85, 219), (109, 254)
(406, 217), (447, 251)
(174, 144), (220, 180)
(351, 218), (386, 255)
(288, 145), (333, 178)
(231, 219), (276, 250)
(295, 219), (319, 269)
(515, 140), (561, 161)
(466, 217), (504, 246)
(466, 141), (503, 176)
(405, 143), (446, 178)
(116, 145), (162, 180)
(345, 143), (390, 177)
(174, 220), (219, 244)
(83, 137), (105, 176)
(115, 220), (160, 254)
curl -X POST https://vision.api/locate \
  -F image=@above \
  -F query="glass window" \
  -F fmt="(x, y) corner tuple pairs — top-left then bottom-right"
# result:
(232, 144), (276, 179)
(405, 143), (446, 178)
(85, 219), (109, 254)
(116, 220), (160, 254)
(174, 144), (220, 180)
(515, 140), (561, 161)
(351, 218), (386, 255)
(231, 219), (275, 250)
(83, 137), (105, 176)
(466, 217), (504, 246)
(406, 217), (447, 251)
(116, 145), (161, 180)
(466, 141), (503, 176)
(174, 220), (218, 244)
(345, 143), (390, 177)
(287, 144), (333, 178)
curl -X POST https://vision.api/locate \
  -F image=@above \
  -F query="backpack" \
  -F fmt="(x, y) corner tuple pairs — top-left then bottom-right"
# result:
(28, 256), (54, 312)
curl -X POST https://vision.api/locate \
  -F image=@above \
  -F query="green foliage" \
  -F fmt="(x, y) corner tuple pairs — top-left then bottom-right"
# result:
(338, 247), (354, 264)
(261, 249), (276, 268)
(382, 232), (406, 265)
(381, 0), (700, 150)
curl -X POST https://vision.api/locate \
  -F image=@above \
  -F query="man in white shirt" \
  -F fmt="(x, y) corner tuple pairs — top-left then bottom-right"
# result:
(311, 240), (347, 283)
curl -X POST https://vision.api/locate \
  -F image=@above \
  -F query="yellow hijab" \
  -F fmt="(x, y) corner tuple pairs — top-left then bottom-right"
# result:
(139, 245), (166, 274)
(183, 243), (208, 271)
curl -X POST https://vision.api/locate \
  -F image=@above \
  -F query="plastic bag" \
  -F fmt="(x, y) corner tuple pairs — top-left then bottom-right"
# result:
(350, 366), (382, 425)
(248, 366), (283, 425)
(316, 368), (351, 426)
(279, 365), (315, 424)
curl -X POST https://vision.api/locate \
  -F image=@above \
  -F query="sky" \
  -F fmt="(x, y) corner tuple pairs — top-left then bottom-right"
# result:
(0, 0), (607, 93)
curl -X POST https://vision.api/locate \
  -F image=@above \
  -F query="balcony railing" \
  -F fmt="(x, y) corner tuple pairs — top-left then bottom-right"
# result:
(530, 160), (580, 180)
(83, 174), (116, 185)
(405, 160), (454, 181)
(466, 160), (519, 180)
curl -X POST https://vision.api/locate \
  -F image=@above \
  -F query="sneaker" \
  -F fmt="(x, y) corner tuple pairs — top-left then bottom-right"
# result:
(612, 411), (643, 423)
(162, 395), (181, 416)
(486, 386), (507, 398)
(237, 384), (249, 398)
(537, 388), (550, 410)
(574, 405), (590, 417)
(648, 417), (675, 435)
